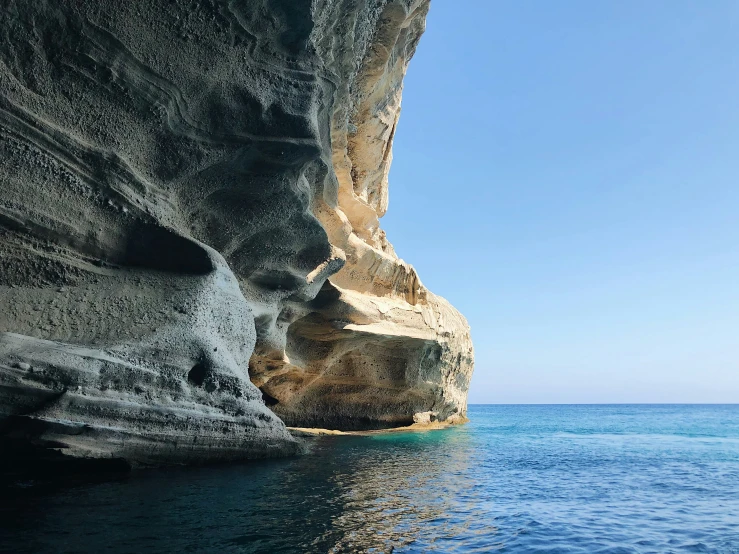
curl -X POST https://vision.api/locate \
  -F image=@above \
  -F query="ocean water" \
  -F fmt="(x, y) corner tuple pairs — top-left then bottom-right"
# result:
(2, 405), (739, 553)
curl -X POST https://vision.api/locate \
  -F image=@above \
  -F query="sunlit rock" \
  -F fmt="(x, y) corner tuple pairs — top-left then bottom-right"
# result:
(0, 0), (473, 465)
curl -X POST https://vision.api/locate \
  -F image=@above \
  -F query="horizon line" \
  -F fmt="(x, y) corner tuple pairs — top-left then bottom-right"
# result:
(467, 402), (739, 406)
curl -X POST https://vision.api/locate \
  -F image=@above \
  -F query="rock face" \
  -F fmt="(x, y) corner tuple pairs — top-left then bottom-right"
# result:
(0, 0), (474, 465)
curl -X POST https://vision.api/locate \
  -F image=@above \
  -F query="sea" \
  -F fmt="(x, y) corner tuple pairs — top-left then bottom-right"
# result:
(2, 404), (738, 553)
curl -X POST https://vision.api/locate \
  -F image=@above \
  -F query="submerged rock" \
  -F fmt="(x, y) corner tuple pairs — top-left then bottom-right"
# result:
(0, 0), (473, 465)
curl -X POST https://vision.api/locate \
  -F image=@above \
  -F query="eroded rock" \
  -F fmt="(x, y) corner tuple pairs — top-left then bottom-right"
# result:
(0, 0), (473, 465)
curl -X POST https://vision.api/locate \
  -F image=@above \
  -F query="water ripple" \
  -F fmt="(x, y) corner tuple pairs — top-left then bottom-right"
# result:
(2, 405), (739, 553)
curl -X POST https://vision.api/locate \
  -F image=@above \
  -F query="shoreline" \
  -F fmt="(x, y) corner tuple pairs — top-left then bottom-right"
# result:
(288, 418), (469, 438)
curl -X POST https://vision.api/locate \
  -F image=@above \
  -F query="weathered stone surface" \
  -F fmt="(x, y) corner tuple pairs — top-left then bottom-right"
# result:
(0, 0), (473, 465)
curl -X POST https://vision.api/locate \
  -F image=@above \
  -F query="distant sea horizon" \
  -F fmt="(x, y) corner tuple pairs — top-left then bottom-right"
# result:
(469, 402), (739, 405)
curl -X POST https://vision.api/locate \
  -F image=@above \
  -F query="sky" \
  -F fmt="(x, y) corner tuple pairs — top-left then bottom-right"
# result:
(383, 0), (739, 404)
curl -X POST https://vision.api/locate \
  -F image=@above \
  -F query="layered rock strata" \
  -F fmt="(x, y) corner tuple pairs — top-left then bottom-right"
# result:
(0, 0), (473, 465)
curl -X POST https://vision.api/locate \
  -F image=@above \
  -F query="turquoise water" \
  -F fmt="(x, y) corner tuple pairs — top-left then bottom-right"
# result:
(2, 405), (739, 553)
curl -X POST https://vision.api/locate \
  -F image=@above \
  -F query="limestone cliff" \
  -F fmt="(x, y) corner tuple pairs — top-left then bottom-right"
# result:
(0, 0), (474, 466)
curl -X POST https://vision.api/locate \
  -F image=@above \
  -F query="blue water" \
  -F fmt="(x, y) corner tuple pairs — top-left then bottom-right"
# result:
(2, 405), (739, 553)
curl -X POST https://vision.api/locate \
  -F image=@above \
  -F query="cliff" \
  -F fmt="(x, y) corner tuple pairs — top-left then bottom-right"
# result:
(0, 0), (474, 466)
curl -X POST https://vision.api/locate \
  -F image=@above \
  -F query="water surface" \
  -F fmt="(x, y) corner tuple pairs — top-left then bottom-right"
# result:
(2, 405), (739, 553)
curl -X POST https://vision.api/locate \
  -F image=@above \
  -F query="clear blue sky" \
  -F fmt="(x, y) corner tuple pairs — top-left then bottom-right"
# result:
(384, 0), (739, 404)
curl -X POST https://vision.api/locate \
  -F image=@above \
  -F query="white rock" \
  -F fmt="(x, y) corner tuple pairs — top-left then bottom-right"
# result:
(0, 0), (472, 465)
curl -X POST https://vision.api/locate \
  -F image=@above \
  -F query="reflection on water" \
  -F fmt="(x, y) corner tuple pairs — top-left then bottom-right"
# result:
(2, 405), (739, 553)
(320, 431), (477, 552)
